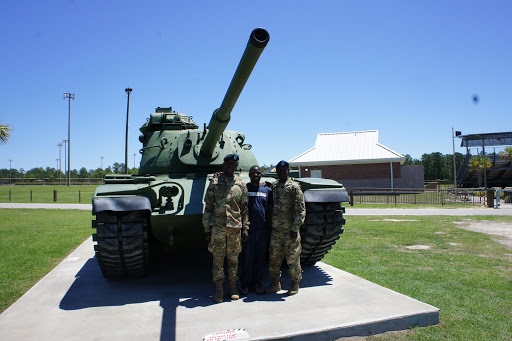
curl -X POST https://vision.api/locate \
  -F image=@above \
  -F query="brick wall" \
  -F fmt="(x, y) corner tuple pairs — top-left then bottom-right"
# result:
(296, 163), (423, 190)
(299, 162), (401, 180)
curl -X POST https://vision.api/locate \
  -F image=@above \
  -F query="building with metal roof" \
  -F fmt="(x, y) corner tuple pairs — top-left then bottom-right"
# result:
(289, 130), (422, 190)
(290, 130), (405, 165)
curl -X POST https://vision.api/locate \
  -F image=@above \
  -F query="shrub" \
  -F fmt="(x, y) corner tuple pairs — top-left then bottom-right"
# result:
(505, 196), (512, 203)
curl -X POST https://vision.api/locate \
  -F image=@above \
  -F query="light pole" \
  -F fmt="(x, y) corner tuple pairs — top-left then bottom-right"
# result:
(101, 156), (104, 183)
(63, 93), (75, 186)
(125, 88), (132, 174)
(9, 159), (13, 185)
(57, 142), (63, 185)
(62, 139), (68, 185)
(452, 128), (461, 188)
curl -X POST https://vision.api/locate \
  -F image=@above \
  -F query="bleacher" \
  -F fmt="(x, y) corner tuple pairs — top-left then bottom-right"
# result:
(457, 132), (512, 188)
(459, 156), (512, 188)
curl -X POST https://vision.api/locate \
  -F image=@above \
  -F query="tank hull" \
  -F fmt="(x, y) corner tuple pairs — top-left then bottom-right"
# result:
(92, 173), (348, 278)
(91, 28), (349, 280)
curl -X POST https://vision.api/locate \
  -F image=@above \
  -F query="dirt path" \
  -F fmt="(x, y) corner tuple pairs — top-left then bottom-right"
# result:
(454, 220), (512, 250)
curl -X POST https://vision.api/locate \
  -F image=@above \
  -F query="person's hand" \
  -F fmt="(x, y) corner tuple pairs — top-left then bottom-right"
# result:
(290, 231), (298, 240)
(205, 232), (211, 242)
(213, 171), (223, 179)
(241, 230), (249, 242)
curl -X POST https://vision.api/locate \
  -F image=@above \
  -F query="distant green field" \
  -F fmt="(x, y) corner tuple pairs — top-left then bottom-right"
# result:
(0, 185), (97, 203)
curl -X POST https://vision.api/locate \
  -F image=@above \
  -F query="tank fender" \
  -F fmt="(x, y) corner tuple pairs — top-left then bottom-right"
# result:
(92, 196), (152, 214)
(303, 189), (350, 203)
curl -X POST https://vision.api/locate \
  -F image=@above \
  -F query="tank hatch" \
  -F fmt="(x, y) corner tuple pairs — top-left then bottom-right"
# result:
(140, 107), (198, 132)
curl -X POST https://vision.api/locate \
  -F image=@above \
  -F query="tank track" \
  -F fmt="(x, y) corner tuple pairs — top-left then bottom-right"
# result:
(300, 202), (346, 266)
(92, 211), (150, 279)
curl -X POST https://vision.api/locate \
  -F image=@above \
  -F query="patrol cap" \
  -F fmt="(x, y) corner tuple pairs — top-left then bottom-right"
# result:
(223, 154), (239, 162)
(276, 160), (289, 169)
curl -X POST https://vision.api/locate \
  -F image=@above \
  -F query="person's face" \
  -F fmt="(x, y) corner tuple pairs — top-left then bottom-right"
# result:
(276, 166), (289, 182)
(223, 159), (238, 175)
(249, 167), (262, 184)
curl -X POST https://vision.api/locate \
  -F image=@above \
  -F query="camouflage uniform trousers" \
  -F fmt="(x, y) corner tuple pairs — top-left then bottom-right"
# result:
(268, 231), (302, 281)
(208, 225), (242, 282)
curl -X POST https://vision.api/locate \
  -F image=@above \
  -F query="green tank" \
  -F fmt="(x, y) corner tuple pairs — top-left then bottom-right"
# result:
(91, 28), (349, 279)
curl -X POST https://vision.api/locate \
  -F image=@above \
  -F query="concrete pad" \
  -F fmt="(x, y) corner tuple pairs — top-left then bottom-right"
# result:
(0, 239), (439, 340)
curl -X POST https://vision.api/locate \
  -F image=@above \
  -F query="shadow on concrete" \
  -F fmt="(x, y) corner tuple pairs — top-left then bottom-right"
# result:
(59, 257), (332, 341)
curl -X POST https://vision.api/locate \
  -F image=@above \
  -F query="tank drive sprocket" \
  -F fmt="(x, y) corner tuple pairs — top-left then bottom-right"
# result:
(92, 210), (150, 279)
(300, 202), (346, 266)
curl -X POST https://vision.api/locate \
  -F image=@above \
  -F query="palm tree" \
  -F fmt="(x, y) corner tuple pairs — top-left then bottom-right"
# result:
(469, 155), (492, 188)
(499, 147), (512, 162)
(0, 121), (12, 144)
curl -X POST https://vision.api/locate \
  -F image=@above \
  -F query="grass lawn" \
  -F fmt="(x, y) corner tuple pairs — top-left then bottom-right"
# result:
(325, 215), (512, 340)
(1, 210), (511, 340)
(348, 203), (488, 209)
(0, 209), (92, 313)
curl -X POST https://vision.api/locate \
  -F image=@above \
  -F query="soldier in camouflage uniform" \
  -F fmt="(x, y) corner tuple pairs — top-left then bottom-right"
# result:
(203, 154), (250, 303)
(265, 160), (306, 296)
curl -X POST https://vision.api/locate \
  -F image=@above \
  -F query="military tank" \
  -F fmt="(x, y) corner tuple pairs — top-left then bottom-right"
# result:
(91, 28), (349, 279)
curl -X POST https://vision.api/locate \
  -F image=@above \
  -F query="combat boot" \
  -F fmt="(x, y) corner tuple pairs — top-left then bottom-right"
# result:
(214, 281), (223, 303)
(264, 277), (281, 294)
(229, 281), (239, 300)
(287, 280), (299, 295)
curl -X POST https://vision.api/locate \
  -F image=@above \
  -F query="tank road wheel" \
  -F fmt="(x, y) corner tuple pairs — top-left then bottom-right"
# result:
(300, 202), (346, 266)
(92, 211), (150, 279)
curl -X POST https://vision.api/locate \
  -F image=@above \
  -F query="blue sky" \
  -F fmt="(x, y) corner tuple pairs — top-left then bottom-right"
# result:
(1, 0), (511, 172)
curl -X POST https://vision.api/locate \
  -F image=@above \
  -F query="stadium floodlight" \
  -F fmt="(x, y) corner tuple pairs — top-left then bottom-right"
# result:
(63, 93), (75, 186)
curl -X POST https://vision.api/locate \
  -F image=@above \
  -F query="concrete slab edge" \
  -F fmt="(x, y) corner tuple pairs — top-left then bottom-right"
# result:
(260, 310), (440, 340)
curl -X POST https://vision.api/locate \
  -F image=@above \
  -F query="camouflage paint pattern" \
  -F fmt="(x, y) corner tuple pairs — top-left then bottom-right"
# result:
(271, 177), (306, 233)
(208, 226), (242, 282)
(203, 174), (249, 282)
(268, 232), (302, 281)
(203, 174), (250, 233)
(268, 177), (306, 281)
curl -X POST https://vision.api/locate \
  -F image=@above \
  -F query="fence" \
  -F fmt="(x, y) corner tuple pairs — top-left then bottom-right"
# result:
(0, 188), (95, 204)
(0, 178), (104, 185)
(1, 185), (509, 206)
(347, 188), (502, 206)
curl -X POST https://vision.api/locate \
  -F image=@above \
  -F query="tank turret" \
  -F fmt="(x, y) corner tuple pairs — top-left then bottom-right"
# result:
(136, 29), (269, 176)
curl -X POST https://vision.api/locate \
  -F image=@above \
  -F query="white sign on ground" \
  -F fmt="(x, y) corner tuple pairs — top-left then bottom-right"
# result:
(203, 328), (250, 341)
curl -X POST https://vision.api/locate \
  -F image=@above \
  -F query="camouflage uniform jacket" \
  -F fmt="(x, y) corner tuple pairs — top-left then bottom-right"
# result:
(203, 174), (250, 233)
(271, 177), (306, 233)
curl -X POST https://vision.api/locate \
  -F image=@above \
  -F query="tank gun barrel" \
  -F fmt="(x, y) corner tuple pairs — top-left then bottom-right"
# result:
(200, 28), (269, 158)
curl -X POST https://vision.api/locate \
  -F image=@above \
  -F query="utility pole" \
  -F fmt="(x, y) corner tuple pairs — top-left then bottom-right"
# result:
(63, 93), (75, 186)
(125, 88), (133, 174)
(133, 153), (136, 169)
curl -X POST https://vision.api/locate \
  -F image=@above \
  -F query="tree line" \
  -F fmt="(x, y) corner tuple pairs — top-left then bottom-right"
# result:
(0, 162), (270, 183)
(0, 162), (137, 183)
(2, 150), (510, 183)
(403, 152), (466, 181)
(0, 154), (470, 182)
(406, 148), (512, 182)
